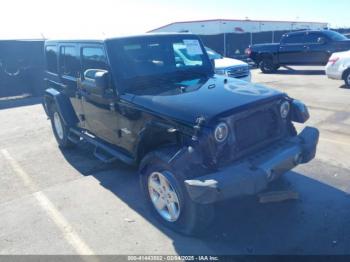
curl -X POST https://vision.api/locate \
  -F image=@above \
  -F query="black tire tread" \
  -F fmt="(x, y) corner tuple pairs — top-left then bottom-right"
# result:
(50, 104), (75, 149)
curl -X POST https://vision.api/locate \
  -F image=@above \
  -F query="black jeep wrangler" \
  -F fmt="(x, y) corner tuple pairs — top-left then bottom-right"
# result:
(43, 34), (319, 235)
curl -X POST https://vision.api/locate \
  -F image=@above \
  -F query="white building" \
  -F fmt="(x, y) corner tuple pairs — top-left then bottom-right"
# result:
(149, 19), (328, 35)
(149, 19), (329, 57)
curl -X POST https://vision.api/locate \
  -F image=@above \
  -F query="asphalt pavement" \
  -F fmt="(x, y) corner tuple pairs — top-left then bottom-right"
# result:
(0, 66), (350, 255)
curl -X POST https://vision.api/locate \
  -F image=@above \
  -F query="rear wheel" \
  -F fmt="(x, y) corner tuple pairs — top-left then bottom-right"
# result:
(259, 59), (278, 74)
(344, 70), (350, 88)
(140, 150), (215, 236)
(50, 104), (75, 148)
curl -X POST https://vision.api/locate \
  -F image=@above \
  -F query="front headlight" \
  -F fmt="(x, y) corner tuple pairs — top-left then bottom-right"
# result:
(291, 100), (309, 123)
(214, 122), (229, 143)
(215, 69), (227, 76)
(280, 101), (290, 119)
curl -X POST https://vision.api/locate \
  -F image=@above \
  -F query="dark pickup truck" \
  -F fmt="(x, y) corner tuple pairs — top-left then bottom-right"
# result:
(247, 30), (350, 73)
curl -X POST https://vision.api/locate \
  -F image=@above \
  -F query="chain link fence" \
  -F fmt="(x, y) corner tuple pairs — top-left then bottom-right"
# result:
(0, 40), (44, 98)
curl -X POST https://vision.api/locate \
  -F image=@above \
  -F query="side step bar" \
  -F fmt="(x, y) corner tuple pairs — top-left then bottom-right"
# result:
(69, 128), (135, 165)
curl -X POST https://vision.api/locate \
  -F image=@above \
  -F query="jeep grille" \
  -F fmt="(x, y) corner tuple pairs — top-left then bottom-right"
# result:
(235, 109), (279, 150)
(213, 100), (287, 167)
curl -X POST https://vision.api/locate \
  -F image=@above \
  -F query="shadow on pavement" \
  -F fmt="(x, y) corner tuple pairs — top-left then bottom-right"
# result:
(272, 66), (325, 76)
(339, 84), (350, 89)
(0, 96), (42, 110)
(60, 142), (350, 255)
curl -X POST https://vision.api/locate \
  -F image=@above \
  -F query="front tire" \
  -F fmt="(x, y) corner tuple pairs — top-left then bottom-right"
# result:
(259, 59), (278, 74)
(50, 104), (75, 148)
(140, 150), (214, 236)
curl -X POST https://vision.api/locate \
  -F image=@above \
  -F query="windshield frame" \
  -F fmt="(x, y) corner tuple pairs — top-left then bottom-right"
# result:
(105, 35), (214, 93)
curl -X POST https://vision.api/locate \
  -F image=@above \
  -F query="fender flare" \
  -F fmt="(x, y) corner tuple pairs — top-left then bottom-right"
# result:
(135, 120), (179, 163)
(258, 53), (275, 63)
(43, 88), (79, 127)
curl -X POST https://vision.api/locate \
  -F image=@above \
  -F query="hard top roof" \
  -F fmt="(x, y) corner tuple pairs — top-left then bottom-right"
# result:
(284, 30), (333, 36)
(45, 32), (197, 44)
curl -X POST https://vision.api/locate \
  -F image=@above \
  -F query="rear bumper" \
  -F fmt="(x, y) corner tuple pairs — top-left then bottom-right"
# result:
(326, 71), (342, 80)
(325, 64), (343, 80)
(184, 127), (319, 204)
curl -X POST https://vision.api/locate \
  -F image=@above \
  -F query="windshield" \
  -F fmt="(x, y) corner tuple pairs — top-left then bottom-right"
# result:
(323, 30), (348, 41)
(205, 47), (223, 60)
(106, 35), (213, 91)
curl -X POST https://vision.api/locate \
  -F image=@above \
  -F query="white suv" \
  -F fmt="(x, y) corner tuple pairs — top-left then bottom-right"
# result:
(174, 44), (251, 82)
(325, 50), (350, 88)
(205, 47), (252, 82)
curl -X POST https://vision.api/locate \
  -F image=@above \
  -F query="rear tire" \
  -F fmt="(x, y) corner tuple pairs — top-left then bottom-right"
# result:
(344, 70), (350, 88)
(50, 104), (75, 148)
(259, 59), (278, 74)
(140, 150), (215, 236)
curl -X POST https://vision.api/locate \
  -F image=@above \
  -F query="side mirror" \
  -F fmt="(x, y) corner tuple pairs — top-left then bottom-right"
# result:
(317, 37), (326, 45)
(83, 69), (110, 95)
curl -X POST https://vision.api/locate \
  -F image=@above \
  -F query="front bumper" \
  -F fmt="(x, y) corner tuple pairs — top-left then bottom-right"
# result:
(184, 127), (319, 204)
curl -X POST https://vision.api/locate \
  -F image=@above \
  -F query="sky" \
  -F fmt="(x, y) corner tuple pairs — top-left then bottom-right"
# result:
(0, 0), (349, 39)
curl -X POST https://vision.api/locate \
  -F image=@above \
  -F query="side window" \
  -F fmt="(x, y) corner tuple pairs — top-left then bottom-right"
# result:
(59, 46), (80, 77)
(281, 34), (305, 45)
(304, 33), (321, 44)
(45, 45), (58, 73)
(81, 47), (108, 73)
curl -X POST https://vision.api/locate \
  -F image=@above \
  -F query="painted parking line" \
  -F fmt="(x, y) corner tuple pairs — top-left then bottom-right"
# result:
(1, 149), (95, 255)
(320, 137), (350, 147)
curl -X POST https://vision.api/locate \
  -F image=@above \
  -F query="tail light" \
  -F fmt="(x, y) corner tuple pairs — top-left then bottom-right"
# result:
(245, 47), (252, 56)
(328, 57), (339, 65)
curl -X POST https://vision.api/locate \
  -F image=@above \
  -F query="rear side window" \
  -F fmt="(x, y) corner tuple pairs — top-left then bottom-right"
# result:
(45, 45), (58, 73)
(304, 33), (322, 44)
(59, 46), (80, 77)
(81, 47), (108, 72)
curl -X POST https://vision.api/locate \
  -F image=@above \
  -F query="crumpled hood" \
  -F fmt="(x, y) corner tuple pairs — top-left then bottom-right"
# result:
(214, 57), (248, 69)
(130, 76), (285, 126)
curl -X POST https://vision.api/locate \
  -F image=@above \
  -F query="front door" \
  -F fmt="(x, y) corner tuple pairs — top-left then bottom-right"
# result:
(303, 33), (330, 65)
(79, 45), (120, 145)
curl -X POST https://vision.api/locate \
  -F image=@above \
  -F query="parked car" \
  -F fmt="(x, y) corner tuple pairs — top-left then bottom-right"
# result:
(325, 50), (350, 87)
(43, 33), (319, 235)
(174, 44), (251, 82)
(205, 47), (251, 82)
(247, 30), (350, 73)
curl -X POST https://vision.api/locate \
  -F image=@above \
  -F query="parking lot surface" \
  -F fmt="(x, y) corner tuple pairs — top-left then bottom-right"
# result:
(1, 66), (350, 255)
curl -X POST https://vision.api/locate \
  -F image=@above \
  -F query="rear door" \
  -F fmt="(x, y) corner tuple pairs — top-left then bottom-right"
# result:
(58, 44), (84, 121)
(278, 32), (310, 64)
